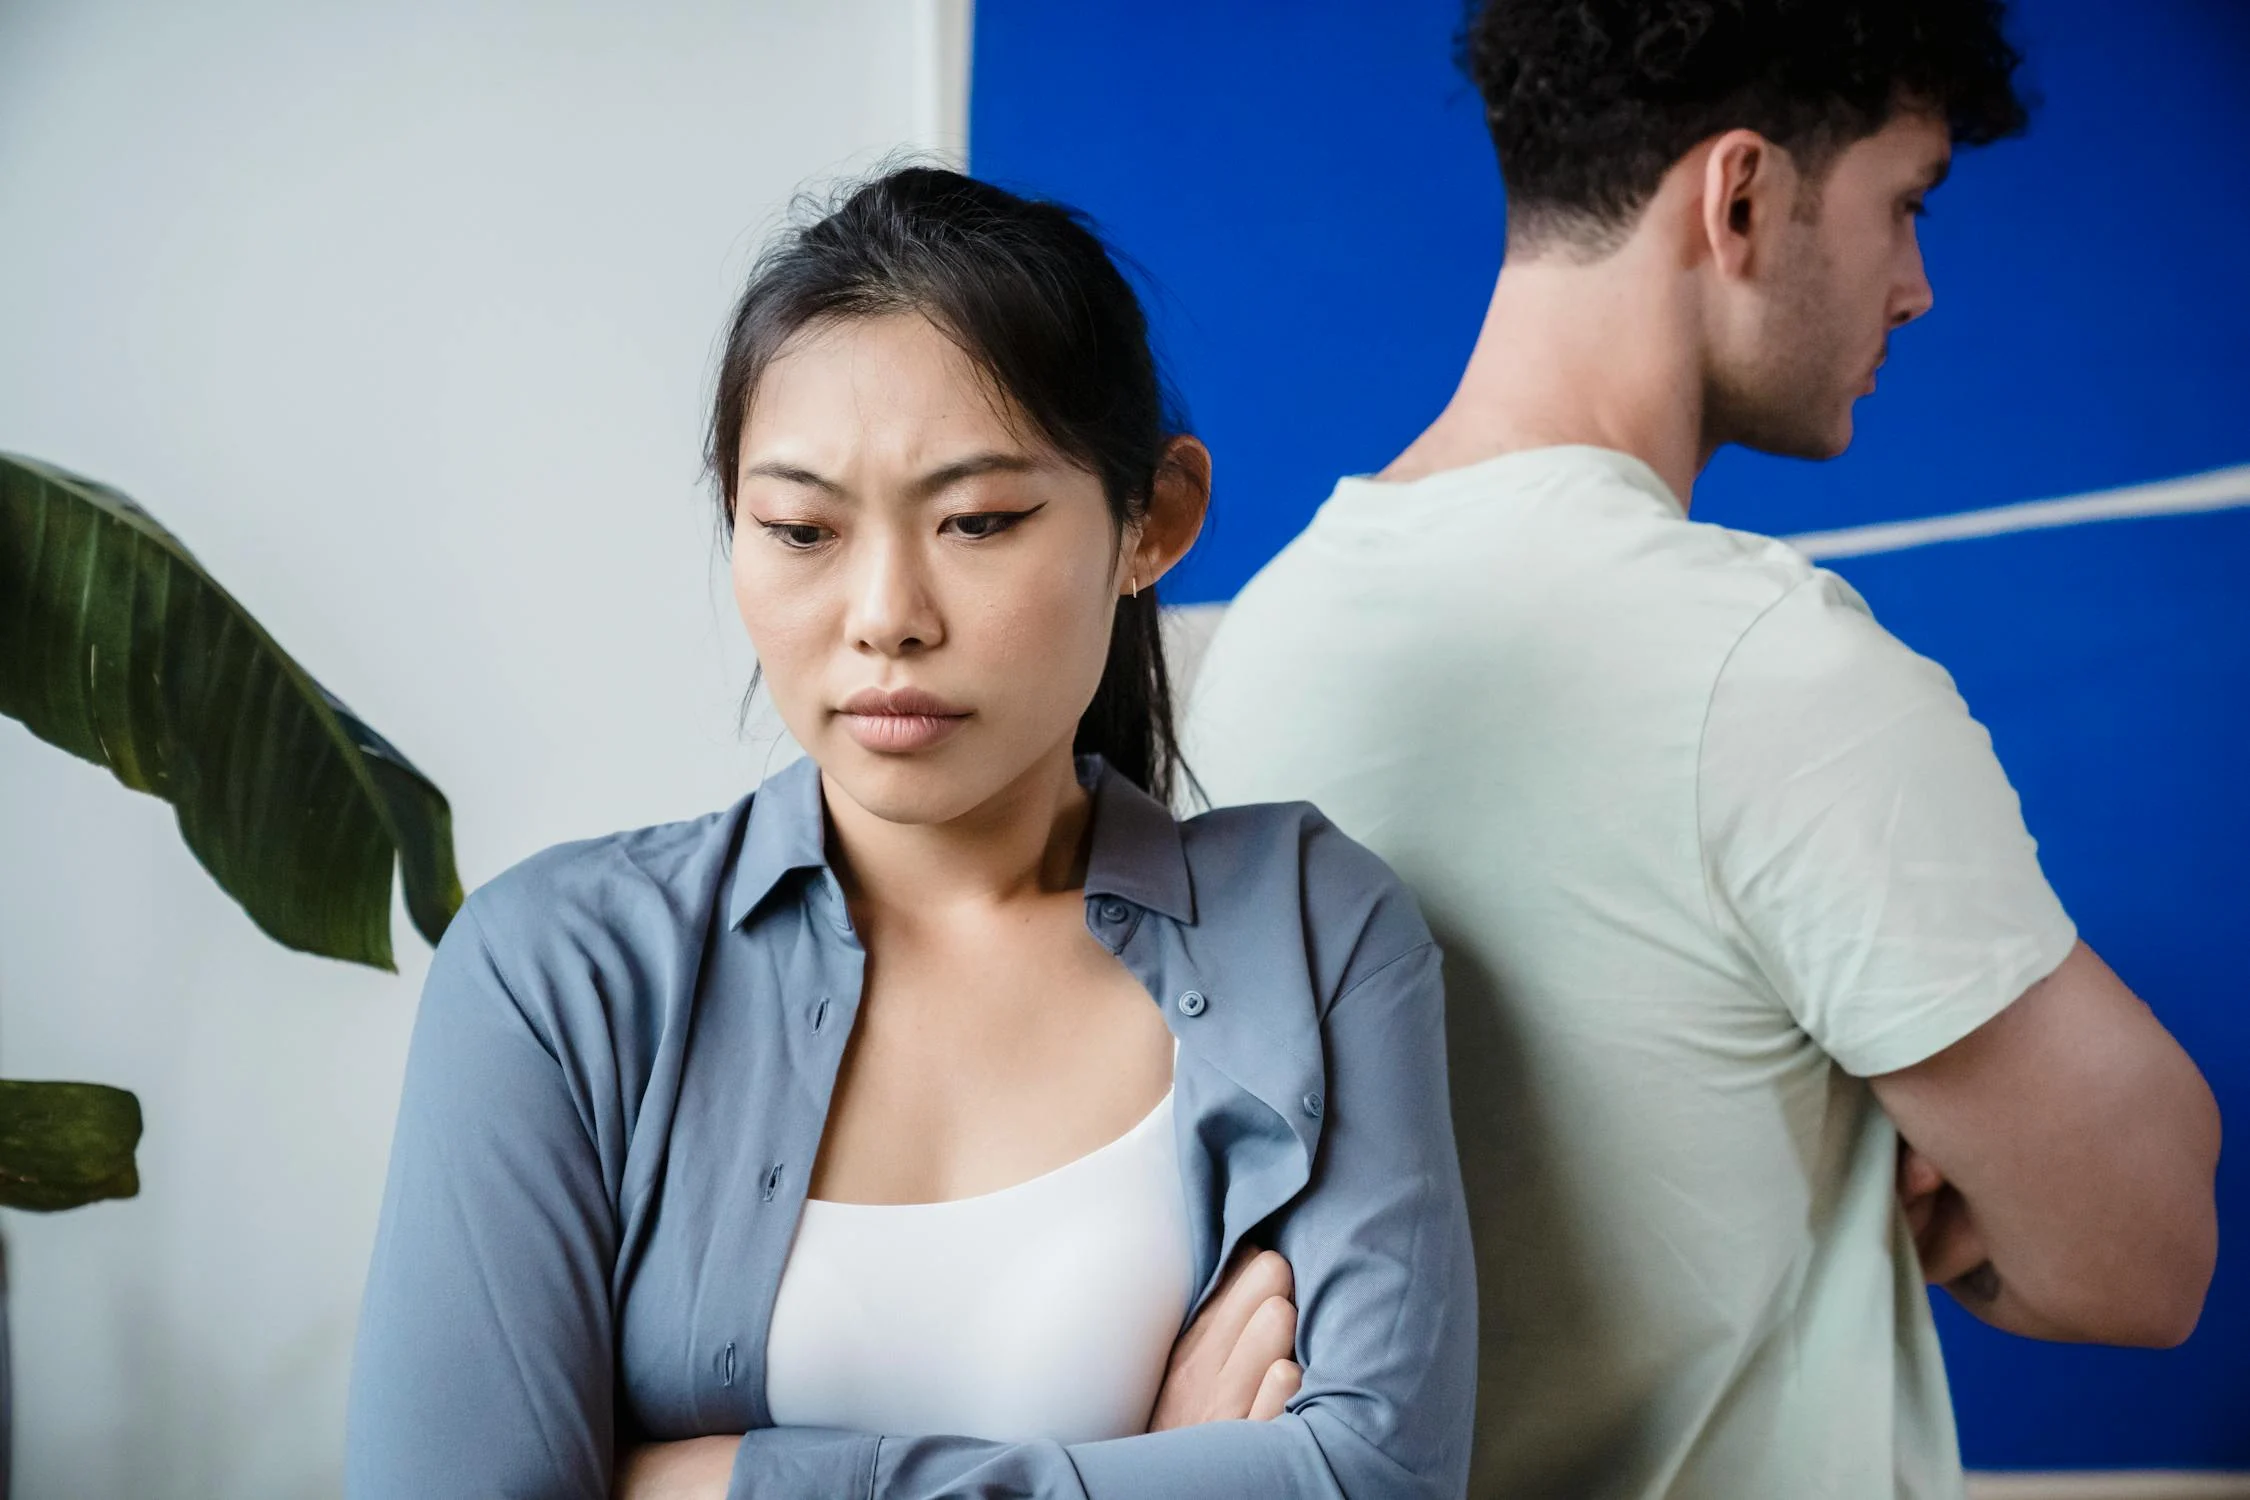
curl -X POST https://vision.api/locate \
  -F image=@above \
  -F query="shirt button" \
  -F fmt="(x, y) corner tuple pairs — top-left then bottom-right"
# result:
(1301, 1091), (1324, 1119)
(1176, 989), (1207, 1017)
(1098, 899), (1129, 924)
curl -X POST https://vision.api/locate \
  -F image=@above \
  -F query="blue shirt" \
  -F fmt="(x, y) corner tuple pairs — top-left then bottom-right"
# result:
(347, 754), (1477, 1500)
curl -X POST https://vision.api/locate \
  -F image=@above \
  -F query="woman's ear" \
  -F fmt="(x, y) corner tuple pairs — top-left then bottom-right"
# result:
(1129, 435), (1211, 594)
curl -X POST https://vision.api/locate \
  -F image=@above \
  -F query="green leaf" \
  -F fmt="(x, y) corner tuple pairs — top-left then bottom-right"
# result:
(0, 1080), (142, 1212)
(0, 453), (462, 969)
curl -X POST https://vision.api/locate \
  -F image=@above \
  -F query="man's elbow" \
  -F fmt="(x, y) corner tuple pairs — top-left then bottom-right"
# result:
(2137, 1294), (2211, 1350)
(2127, 1176), (2221, 1348)
(2131, 1083), (2227, 1346)
(2004, 1232), (2213, 1348)
(2023, 1160), (2220, 1347)
(2100, 1231), (2216, 1348)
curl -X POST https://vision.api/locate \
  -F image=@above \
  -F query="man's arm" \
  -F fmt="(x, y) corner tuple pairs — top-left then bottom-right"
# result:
(1699, 576), (2223, 1347)
(1874, 941), (2220, 1347)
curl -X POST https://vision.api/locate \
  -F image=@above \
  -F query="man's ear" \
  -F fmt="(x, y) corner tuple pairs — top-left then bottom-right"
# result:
(1129, 435), (1211, 593)
(1700, 129), (1786, 280)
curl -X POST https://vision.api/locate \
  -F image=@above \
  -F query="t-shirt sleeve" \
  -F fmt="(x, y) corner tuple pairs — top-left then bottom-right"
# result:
(1697, 570), (2078, 1078)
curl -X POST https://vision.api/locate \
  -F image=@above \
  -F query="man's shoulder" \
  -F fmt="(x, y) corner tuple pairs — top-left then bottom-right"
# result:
(1246, 456), (1834, 634)
(1711, 564), (1953, 713)
(1610, 512), (1843, 622)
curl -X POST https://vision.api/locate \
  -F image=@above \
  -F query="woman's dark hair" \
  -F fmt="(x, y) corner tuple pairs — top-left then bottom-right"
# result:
(709, 166), (1196, 805)
(1462, 0), (2030, 255)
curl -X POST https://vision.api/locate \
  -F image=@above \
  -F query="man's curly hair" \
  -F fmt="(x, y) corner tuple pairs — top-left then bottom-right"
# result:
(1462, 0), (2029, 255)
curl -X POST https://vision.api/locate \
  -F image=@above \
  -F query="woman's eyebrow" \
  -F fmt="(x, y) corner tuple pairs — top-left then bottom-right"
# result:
(740, 460), (844, 494)
(914, 451), (1045, 498)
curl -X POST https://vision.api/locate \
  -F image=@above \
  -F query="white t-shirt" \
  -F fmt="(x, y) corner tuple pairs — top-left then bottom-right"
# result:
(1182, 445), (2076, 1500)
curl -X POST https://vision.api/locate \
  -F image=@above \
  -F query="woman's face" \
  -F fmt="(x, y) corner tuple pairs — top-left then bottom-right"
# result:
(731, 312), (1133, 827)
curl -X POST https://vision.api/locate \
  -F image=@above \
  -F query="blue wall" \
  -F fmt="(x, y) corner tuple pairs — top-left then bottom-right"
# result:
(973, 0), (2250, 1470)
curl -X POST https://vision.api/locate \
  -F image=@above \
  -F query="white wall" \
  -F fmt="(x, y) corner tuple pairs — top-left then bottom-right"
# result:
(0, 3), (964, 1493)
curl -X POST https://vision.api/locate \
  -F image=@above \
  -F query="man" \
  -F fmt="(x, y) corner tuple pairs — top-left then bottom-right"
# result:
(1183, 2), (2222, 1496)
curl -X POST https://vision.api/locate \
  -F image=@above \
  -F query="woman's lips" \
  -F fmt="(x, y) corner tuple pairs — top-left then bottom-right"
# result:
(839, 712), (968, 752)
(835, 687), (971, 753)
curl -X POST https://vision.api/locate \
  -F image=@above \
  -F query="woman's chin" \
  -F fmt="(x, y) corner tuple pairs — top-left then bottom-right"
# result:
(818, 741), (1008, 827)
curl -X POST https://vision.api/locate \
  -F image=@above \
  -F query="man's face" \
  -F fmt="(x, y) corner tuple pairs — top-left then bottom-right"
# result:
(1710, 110), (1951, 460)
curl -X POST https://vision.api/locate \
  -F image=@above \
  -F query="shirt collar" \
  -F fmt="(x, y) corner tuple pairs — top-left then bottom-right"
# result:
(724, 752), (1196, 930)
(1080, 755), (1196, 924)
(725, 754), (829, 929)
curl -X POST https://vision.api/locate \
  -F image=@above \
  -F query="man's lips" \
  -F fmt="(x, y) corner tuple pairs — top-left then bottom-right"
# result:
(835, 686), (971, 753)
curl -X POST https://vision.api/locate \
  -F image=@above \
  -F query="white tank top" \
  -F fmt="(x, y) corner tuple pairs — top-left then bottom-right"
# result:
(763, 1088), (1194, 1443)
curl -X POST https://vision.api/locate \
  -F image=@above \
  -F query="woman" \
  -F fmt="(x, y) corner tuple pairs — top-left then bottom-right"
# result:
(346, 167), (1475, 1500)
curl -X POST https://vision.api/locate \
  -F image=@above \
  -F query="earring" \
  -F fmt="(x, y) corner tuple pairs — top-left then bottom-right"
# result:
(1129, 573), (1140, 600)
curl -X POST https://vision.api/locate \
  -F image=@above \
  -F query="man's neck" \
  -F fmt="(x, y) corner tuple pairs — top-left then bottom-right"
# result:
(1378, 243), (1710, 509)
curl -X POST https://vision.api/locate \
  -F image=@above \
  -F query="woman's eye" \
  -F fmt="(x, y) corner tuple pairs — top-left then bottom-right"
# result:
(943, 509), (1035, 540)
(762, 522), (830, 550)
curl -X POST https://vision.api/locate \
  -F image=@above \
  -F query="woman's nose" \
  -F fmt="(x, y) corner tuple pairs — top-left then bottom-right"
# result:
(846, 539), (943, 657)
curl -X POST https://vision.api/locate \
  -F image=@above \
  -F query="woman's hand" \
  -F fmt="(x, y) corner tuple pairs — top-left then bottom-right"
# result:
(1148, 1247), (1303, 1429)
(614, 1434), (740, 1500)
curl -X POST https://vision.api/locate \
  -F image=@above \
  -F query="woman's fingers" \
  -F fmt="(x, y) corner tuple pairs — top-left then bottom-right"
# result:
(612, 1436), (741, 1500)
(1167, 1250), (1289, 1382)
(1149, 1248), (1296, 1429)
(1248, 1359), (1302, 1422)
(1212, 1293), (1298, 1421)
(1198, 1250), (1293, 1363)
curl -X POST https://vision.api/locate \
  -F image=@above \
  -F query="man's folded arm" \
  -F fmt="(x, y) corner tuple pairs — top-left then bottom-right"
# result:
(1872, 941), (2220, 1347)
(1701, 579), (2221, 1349)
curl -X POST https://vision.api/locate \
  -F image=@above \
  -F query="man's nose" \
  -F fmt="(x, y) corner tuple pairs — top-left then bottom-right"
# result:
(1894, 242), (1935, 327)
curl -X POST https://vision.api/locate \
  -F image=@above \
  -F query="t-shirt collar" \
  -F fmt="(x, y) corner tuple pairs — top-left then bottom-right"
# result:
(1336, 442), (1687, 518)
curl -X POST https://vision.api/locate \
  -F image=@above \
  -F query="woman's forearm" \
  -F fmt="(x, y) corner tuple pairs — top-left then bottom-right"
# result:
(616, 1258), (1305, 1500)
